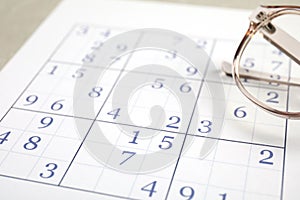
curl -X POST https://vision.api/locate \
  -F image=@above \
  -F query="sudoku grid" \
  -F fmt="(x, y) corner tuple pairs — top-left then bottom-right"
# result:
(0, 24), (289, 200)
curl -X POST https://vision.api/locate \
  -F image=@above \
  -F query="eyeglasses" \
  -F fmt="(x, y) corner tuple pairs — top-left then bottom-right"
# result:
(223, 5), (300, 119)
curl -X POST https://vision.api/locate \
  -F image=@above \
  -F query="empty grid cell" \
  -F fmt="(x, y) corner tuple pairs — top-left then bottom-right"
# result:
(0, 152), (39, 179)
(221, 120), (254, 143)
(42, 137), (81, 161)
(245, 167), (282, 196)
(0, 150), (8, 164)
(172, 156), (213, 185)
(244, 192), (280, 200)
(61, 162), (104, 191)
(214, 140), (251, 166)
(209, 162), (248, 190)
(94, 168), (136, 197)
(252, 123), (285, 147)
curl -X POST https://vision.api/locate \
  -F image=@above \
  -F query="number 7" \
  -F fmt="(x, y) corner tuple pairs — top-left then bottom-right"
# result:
(120, 151), (136, 165)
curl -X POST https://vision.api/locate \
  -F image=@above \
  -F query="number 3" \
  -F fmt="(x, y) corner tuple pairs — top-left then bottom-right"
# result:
(40, 163), (58, 179)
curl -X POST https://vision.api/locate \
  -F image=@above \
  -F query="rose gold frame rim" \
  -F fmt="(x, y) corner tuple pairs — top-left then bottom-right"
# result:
(233, 5), (300, 119)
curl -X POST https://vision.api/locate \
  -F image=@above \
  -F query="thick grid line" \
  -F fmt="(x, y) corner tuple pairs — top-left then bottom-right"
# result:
(0, 23), (290, 200)
(0, 173), (138, 200)
(9, 107), (284, 149)
(0, 25), (78, 123)
(164, 39), (217, 199)
(47, 60), (289, 92)
(57, 31), (145, 186)
(280, 58), (292, 200)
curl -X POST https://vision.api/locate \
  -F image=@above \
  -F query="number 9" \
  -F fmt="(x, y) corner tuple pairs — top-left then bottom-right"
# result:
(180, 186), (194, 200)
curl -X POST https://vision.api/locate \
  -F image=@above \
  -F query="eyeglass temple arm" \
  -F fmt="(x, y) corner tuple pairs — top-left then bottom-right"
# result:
(222, 61), (300, 86)
(261, 25), (300, 65)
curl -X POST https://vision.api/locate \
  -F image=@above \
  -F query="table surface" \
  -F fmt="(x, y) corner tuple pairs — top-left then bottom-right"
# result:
(0, 0), (298, 70)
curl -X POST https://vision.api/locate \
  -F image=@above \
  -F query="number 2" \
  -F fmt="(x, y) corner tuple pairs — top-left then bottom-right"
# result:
(166, 116), (180, 129)
(266, 91), (279, 104)
(259, 149), (274, 165)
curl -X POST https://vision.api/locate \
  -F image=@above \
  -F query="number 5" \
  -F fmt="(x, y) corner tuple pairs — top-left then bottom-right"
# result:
(159, 136), (174, 150)
(152, 78), (165, 89)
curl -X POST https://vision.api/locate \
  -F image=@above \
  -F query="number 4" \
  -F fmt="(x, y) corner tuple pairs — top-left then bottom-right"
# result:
(0, 131), (10, 144)
(107, 108), (121, 119)
(141, 181), (157, 197)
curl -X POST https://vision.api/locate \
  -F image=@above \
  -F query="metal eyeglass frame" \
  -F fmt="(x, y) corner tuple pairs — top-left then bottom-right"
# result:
(232, 5), (300, 119)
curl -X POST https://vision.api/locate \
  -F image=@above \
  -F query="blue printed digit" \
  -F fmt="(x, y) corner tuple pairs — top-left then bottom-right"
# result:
(23, 136), (41, 150)
(234, 106), (247, 118)
(266, 91), (279, 104)
(198, 120), (212, 133)
(24, 95), (38, 106)
(158, 136), (174, 150)
(120, 151), (136, 165)
(180, 186), (194, 200)
(141, 181), (157, 197)
(219, 193), (227, 200)
(51, 100), (64, 111)
(128, 131), (139, 144)
(49, 65), (58, 75)
(186, 66), (198, 76)
(152, 78), (165, 89)
(166, 116), (180, 129)
(107, 108), (121, 119)
(180, 83), (192, 93)
(40, 163), (58, 179)
(88, 87), (103, 98)
(0, 131), (10, 144)
(38, 117), (53, 129)
(259, 149), (274, 165)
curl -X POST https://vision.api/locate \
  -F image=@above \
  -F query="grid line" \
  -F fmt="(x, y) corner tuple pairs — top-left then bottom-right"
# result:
(0, 23), (289, 200)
